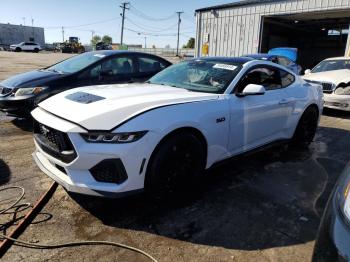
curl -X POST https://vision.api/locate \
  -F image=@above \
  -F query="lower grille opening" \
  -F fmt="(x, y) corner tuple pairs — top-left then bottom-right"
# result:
(55, 164), (67, 175)
(89, 159), (128, 184)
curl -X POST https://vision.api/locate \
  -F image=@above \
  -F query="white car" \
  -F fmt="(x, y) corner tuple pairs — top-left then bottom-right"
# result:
(303, 57), (350, 111)
(31, 57), (323, 197)
(10, 42), (42, 53)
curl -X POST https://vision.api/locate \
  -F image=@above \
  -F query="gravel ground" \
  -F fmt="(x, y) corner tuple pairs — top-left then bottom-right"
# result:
(1, 51), (350, 262)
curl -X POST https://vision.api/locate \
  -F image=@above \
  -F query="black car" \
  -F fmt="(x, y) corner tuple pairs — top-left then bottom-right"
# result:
(0, 50), (171, 117)
(313, 165), (350, 261)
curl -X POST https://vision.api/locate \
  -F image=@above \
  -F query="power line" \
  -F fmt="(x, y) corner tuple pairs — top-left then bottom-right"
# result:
(125, 17), (177, 33)
(44, 17), (120, 29)
(124, 27), (177, 37)
(129, 4), (176, 21)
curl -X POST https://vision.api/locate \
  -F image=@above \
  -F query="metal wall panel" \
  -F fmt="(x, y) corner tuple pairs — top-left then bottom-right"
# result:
(0, 24), (45, 47)
(195, 0), (350, 57)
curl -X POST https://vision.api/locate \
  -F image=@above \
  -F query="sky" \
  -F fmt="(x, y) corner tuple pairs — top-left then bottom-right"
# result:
(0, 0), (230, 48)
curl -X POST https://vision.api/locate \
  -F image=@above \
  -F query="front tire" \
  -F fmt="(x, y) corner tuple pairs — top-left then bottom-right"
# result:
(15, 47), (21, 52)
(34, 48), (39, 53)
(292, 106), (319, 146)
(146, 132), (205, 199)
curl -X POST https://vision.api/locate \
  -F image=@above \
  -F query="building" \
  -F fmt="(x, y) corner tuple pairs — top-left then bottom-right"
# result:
(195, 0), (350, 69)
(0, 23), (45, 48)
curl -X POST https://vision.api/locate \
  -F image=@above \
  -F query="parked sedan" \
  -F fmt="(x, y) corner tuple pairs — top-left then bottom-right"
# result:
(31, 57), (323, 198)
(0, 51), (171, 117)
(312, 165), (350, 261)
(303, 57), (350, 111)
(10, 42), (42, 52)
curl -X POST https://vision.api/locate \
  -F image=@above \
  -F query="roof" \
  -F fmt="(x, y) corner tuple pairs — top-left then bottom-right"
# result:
(195, 0), (281, 12)
(88, 50), (168, 59)
(324, 57), (350, 61)
(89, 50), (139, 56)
(244, 53), (272, 59)
(192, 56), (253, 64)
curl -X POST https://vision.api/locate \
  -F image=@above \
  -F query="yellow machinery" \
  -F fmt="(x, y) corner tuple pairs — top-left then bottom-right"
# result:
(61, 37), (85, 53)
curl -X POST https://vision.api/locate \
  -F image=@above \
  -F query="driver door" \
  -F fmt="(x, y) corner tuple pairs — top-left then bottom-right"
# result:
(228, 65), (293, 154)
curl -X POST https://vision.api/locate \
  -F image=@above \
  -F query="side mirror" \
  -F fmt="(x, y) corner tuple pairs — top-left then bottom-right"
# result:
(304, 69), (311, 75)
(237, 84), (266, 97)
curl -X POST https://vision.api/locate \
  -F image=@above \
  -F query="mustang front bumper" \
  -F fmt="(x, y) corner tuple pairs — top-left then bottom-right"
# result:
(32, 131), (151, 197)
(31, 108), (156, 197)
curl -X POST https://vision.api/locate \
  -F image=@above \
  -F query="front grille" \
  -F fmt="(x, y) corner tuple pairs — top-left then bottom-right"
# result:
(0, 86), (12, 95)
(321, 82), (334, 93)
(33, 120), (77, 163)
(304, 80), (334, 93)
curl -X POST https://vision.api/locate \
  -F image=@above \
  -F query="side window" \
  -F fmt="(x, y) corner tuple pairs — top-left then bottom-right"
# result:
(280, 69), (295, 87)
(100, 57), (134, 75)
(236, 66), (282, 92)
(138, 57), (167, 73)
(90, 64), (102, 78)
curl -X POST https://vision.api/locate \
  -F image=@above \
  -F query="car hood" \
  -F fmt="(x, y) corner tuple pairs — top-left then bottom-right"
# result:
(0, 70), (66, 89)
(303, 69), (350, 86)
(38, 83), (219, 130)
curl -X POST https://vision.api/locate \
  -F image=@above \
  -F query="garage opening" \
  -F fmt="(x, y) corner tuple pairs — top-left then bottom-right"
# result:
(260, 10), (350, 73)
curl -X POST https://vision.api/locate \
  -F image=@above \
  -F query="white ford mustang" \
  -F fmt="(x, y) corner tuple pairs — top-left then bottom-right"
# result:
(31, 57), (323, 197)
(303, 57), (350, 111)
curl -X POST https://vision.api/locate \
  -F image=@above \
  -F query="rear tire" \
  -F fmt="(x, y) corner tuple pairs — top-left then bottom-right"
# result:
(34, 48), (39, 53)
(146, 132), (205, 199)
(291, 106), (319, 146)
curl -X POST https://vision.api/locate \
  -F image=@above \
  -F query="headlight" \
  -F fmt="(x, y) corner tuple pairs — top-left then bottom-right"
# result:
(337, 168), (350, 222)
(334, 86), (350, 95)
(80, 131), (148, 143)
(14, 86), (47, 97)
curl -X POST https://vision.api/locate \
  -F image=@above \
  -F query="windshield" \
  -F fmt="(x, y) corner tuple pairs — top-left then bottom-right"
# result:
(312, 59), (350, 73)
(148, 60), (242, 94)
(46, 52), (105, 74)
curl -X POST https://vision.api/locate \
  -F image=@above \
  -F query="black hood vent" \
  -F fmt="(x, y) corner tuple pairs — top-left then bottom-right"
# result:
(65, 92), (105, 104)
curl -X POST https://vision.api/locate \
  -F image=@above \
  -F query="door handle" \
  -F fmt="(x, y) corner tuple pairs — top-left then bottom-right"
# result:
(279, 98), (293, 105)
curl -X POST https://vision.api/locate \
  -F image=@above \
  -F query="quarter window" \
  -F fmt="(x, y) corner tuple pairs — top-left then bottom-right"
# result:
(138, 57), (166, 73)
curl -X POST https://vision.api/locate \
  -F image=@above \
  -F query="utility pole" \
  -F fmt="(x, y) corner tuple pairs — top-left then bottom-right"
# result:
(120, 2), (129, 46)
(91, 30), (95, 41)
(31, 17), (34, 40)
(22, 17), (26, 26)
(62, 26), (65, 42)
(176, 11), (183, 56)
(144, 36), (147, 48)
(91, 30), (95, 49)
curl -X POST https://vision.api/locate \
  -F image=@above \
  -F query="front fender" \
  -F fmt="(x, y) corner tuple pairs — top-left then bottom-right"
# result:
(114, 99), (231, 168)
